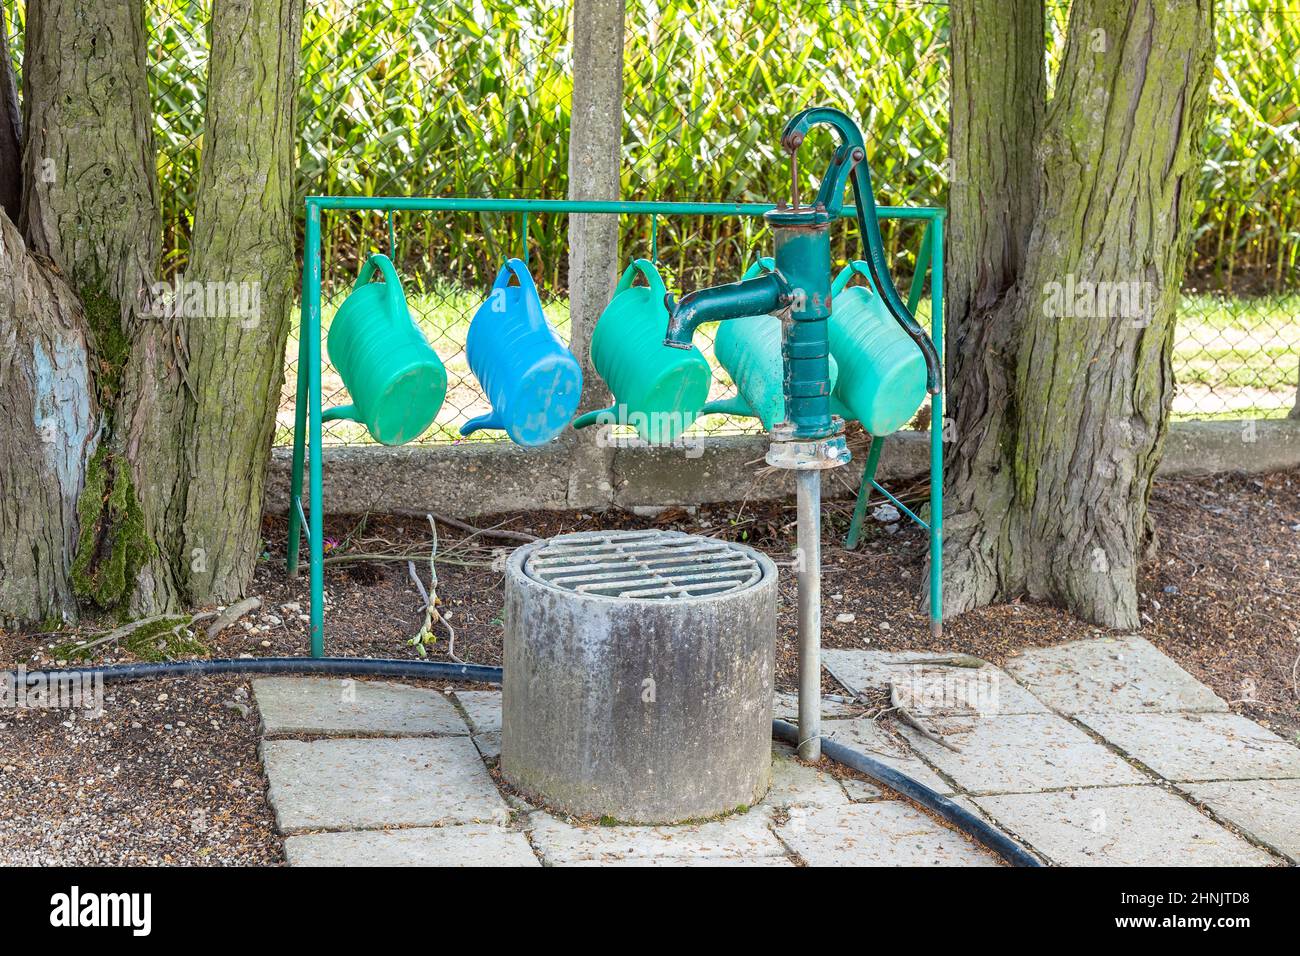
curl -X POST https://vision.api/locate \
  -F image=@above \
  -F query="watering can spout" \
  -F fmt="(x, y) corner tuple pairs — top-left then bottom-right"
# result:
(662, 273), (791, 349)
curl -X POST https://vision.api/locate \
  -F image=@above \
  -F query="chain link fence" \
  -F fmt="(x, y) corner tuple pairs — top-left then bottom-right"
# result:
(5, 0), (1298, 440)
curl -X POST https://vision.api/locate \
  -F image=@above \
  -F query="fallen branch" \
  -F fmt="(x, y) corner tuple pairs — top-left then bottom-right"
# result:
(206, 597), (261, 638)
(430, 512), (537, 544)
(890, 682), (963, 753)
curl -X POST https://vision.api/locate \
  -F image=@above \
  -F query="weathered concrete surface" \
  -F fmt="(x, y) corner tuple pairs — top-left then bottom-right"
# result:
(501, 533), (778, 824)
(285, 825), (539, 867)
(974, 786), (1277, 866)
(773, 691), (861, 721)
(253, 677), (467, 737)
(452, 690), (502, 735)
(526, 807), (791, 866)
(263, 420), (1300, 518)
(1004, 636), (1227, 715)
(821, 717), (956, 795)
(899, 713), (1147, 795)
(823, 648), (1048, 716)
(763, 742), (851, 809)
(472, 732), (501, 762)
(1078, 712), (1300, 782)
(261, 737), (509, 833)
(1183, 779), (1300, 863)
(778, 802), (999, 867)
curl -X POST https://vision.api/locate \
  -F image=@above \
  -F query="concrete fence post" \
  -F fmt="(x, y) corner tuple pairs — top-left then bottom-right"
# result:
(563, 0), (625, 502)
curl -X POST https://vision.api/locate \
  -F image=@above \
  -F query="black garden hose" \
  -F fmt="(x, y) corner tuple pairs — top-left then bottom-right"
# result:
(5, 656), (1041, 867)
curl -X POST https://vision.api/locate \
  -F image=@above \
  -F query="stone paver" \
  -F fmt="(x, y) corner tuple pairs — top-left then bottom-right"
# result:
(1003, 636), (1226, 715)
(453, 690), (502, 734)
(285, 825), (539, 867)
(778, 802), (999, 867)
(899, 713), (1147, 795)
(773, 691), (861, 721)
(762, 742), (850, 809)
(838, 776), (886, 802)
(1182, 779), (1300, 863)
(974, 786), (1275, 867)
(526, 807), (792, 866)
(472, 731), (501, 761)
(822, 717), (956, 795)
(253, 677), (467, 736)
(1078, 711), (1300, 782)
(823, 648), (1048, 715)
(262, 736), (509, 833)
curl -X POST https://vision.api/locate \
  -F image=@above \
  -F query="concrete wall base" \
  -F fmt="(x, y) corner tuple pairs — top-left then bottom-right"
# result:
(263, 419), (1300, 518)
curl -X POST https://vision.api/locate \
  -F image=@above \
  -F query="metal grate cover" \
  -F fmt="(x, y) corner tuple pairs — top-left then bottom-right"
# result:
(523, 530), (764, 600)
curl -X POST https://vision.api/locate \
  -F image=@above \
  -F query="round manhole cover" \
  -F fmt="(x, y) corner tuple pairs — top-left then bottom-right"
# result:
(522, 529), (766, 600)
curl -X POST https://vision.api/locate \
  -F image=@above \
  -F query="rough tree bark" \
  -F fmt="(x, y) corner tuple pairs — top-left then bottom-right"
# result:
(0, 6), (21, 220)
(180, 0), (304, 603)
(0, 212), (97, 628)
(944, 0), (1216, 628)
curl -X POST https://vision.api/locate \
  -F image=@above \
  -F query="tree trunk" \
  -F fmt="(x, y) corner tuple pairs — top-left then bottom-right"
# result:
(0, 212), (98, 628)
(0, 6), (21, 221)
(179, 0), (304, 603)
(944, 0), (1215, 628)
(17, 0), (185, 617)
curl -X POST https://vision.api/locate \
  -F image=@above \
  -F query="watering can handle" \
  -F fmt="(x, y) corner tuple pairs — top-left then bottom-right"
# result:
(700, 394), (757, 420)
(491, 257), (541, 299)
(354, 253), (406, 314)
(614, 258), (667, 302)
(831, 260), (879, 298)
(740, 257), (777, 281)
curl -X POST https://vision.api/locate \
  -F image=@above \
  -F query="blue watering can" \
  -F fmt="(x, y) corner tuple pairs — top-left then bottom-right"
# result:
(701, 258), (840, 430)
(828, 260), (927, 436)
(461, 258), (583, 446)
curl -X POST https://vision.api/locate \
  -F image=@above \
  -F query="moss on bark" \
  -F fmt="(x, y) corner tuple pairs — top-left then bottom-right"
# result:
(70, 445), (155, 614)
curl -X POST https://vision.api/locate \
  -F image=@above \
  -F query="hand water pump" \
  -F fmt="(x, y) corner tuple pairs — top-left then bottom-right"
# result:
(662, 107), (942, 760)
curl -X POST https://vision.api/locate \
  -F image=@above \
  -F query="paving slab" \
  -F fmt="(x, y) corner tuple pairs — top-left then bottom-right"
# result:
(773, 691), (861, 721)
(1003, 636), (1226, 715)
(473, 731), (501, 762)
(974, 786), (1275, 867)
(838, 776), (886, 802)
(285, 824), (539, 867)
(899, 713), (1147, 795)
(778, 802), (998, 867)
(262, 736), (509, 833)
(822, 648), (1047, 715)
(762, 742), (850, 809)
(452, 690), (502, 735)
(1078, 711), (1300, 782)
(1182, 779), (1300, 863)
(821, 717), (956, 795)
(526, 807), (791, 866)
(253, 677), (467, 736)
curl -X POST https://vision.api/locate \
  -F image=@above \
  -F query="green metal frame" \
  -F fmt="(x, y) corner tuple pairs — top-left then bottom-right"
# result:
(289, 196), (946, 656)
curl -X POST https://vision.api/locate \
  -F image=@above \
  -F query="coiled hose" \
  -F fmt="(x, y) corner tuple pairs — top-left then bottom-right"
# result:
(6, 656), (1040, 867)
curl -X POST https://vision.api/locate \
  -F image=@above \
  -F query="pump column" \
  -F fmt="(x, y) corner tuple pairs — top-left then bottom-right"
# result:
(765, 205), (850, 762)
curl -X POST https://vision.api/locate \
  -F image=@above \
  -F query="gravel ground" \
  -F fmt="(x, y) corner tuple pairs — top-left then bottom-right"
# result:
(1, 468), (1296, 864)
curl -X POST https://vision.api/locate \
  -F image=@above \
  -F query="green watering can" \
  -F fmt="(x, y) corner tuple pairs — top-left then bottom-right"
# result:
(701, 257), (840, 430)
(829, 260), (927, 437)
(572, 259), (711, 443)
(323, 254), (447, 446)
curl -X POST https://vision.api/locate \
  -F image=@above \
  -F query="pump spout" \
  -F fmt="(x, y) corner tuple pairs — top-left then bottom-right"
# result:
(662, 272), (790, 350)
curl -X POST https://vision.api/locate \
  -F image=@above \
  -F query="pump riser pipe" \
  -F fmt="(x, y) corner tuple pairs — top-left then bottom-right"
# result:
(795, 469), (822, 761)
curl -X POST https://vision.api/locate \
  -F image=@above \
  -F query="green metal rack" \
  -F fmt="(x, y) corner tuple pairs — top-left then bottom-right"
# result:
(288, 196), (946, 656)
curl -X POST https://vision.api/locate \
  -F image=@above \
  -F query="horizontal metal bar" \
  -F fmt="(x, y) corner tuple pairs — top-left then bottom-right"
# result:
(305, 195), (943, 222)
(869, 480), (930, 532)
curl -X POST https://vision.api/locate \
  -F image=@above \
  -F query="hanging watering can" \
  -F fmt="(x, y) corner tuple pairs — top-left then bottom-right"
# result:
(323, 253), (447, 446)
(828, 260), (927, 437)
(572, 259), (711, 444)
(700, 258), (840, 430)
(461, 258), (582, 446)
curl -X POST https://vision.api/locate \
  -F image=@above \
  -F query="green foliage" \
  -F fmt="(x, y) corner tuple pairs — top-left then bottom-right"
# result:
(123, 0), (1296, 293)
(70, 446), (156, 614)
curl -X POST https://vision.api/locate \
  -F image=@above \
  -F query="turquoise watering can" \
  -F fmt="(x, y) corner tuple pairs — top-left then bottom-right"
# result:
(573, 259), (711, 443)
(700, 258), (840, 430)
(829, 260), (927, 437)
(461, 258), (582, 446)
(323, 254), (447, 446)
